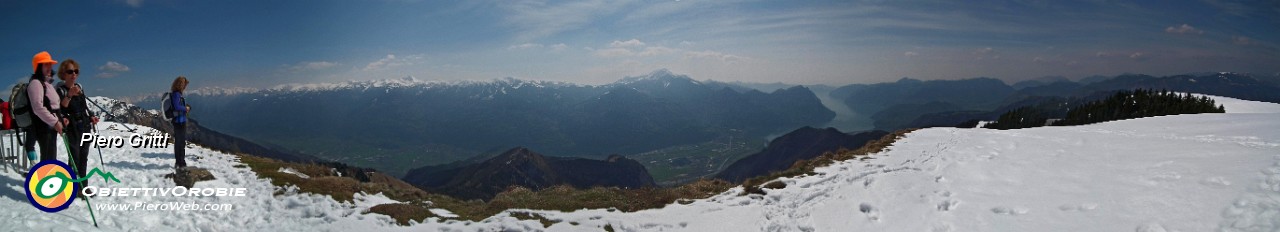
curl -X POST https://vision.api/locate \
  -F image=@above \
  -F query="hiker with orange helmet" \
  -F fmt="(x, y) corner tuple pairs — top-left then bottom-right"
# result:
(26, 51), (67, 161)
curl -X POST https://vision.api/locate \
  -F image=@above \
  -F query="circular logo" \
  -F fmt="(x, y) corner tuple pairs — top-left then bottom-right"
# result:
(25, 160), (78, 212)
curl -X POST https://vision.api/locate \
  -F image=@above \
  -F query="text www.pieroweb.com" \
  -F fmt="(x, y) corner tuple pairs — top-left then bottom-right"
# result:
(96, 202), (234, 211)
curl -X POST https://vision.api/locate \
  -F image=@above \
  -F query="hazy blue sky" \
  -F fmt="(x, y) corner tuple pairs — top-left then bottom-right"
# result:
(2, 0), (1277, 98)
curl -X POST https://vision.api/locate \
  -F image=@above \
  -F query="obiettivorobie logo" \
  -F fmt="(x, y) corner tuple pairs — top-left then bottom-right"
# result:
(24, 160), (120, 213)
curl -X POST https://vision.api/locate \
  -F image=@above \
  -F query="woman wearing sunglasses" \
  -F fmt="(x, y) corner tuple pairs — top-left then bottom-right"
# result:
(56, 59), (98, 196)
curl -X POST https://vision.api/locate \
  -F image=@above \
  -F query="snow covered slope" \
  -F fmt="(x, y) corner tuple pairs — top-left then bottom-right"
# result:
(515, 96), (1280, 232)
(0, 122), (415, 231)
(2, 95), (1278, 231)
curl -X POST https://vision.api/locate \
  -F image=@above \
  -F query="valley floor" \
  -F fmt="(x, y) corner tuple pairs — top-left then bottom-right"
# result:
(2, 95), (1278, 231)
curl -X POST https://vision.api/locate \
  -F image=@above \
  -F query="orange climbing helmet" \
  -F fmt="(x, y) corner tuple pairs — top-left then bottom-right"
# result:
(32, 51), (57, 73)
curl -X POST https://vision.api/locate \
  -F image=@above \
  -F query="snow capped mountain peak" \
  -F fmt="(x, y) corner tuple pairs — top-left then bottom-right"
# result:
(255, 76), (585, 95)
(87, 96), (146, 118)
(648, 68), (674, 78)
(266, 77), (441, 92)
(188, 86), (262, 96)
(614, 69), (700, 86)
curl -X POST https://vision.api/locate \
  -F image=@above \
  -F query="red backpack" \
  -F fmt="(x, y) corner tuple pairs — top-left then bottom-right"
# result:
(1, 101), (12, 130)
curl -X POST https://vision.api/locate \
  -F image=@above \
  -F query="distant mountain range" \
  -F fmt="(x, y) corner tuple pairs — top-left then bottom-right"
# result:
(827, 72), (1280, 131)
(88, 97), (319, 163)
(831, 77), (1015, 116)
(828, 77), (1014, 130)
(401, 147), (655, 200)
(107, 70), (1280, 188)
(86, 97), (376, 181)
(715, 127), (889, 183)
(134, 70), (835, 176)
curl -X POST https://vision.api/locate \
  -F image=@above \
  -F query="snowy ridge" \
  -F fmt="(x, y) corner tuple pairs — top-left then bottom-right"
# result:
(187, 86), (261, 96)
(2, 95), (1278, 231)
(611, 68), (703, 86)
(262, 76), (583, 93)
(141, 77), (588, 98)
(86, 96), (137, 118)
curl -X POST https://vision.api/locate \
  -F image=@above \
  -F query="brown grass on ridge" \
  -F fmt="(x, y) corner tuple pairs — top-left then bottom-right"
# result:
(235, 128), (917, 226)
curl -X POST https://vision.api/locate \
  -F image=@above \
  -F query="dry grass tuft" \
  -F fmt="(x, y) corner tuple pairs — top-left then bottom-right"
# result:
(368, 203), (435, 226)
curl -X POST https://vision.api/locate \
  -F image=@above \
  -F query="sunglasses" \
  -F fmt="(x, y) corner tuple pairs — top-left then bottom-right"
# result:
(65, 69), (79, 74)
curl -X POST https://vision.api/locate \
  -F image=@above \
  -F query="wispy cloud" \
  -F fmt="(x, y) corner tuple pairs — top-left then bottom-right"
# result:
(594, 48), (635, 57)
(593, 39), (666, 57)
(550, 43), (568, 51)
(1165, 24), (1204, 34)
(973, 47), (999, 60)
(100, 61), (130, 72)
(284, 61), (337, 72)
(609, 39), (646, 48)
(637, 46), (678, 56)
(1232, 36), (1253, 45)
(507, 42), (574, 51)
(507, 43), (544, 50)
(1129, 52), (1146, 60)
(500, 0), (637, 41)
(363, 54), (424, 71)
(592, 38), (728, 60)
(97, 61), (131, 78)
(683, 50), (748, 63)
(904, 51), (919, 57)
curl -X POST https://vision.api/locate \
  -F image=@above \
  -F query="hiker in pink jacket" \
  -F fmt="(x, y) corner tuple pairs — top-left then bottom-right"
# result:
(26, 51), (67, 161)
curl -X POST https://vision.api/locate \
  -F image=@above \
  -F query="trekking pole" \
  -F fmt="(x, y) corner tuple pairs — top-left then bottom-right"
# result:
(90, 124), (107, 187)
(60, 125), (99, 227)
(85, 98), (136, 132)
(81, 98), (113, 187)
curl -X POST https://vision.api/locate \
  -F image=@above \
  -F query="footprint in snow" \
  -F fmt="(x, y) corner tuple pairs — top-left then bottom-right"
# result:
(979, 151), (999, 160)
(1198, 177), (1231, 187)
(1136, 222), (1168, 232)
(990, 206), (1029, 215)
(1058, 203), (1098, 211)
(1144, 171), (1182, 185)
(859, 203), (880, 221)
(937, 199), (960, 211)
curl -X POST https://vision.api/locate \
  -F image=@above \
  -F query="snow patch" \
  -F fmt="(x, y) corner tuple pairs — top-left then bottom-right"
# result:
(428, 208), (458, 218)
(278, 167), (310, 179)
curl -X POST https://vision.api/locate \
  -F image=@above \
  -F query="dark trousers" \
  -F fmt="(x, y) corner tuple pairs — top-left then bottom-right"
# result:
(25, 123), (58, 162)
(173, 122), (187, 168)
(65, 123), (91, 188)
